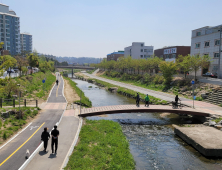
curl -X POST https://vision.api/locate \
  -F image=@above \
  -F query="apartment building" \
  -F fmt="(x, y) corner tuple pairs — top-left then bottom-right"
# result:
(0, 3), (20, 55)
(107, 51), (124, 61)
(124, 42), (153, 59)
(20, 33), (32, 53)
(191, 25), (222, 76)
(154, 46), (190, 62)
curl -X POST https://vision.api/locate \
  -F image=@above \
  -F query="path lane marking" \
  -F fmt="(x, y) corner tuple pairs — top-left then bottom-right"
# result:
(0, 122), (45, 167)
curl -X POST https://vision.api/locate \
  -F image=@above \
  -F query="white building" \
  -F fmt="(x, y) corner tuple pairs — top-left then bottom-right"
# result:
(0, 3), (20, 55)
(124, 42), (153, 59)
(191, 25), (222, 77)
(20, 33), (32, 53)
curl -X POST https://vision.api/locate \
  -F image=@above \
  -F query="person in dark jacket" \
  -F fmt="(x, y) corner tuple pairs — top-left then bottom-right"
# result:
(51, 125), (59, 154)
(136, 93), (140, 107)
(175, 95), (181, 107)
(56, 79), (59, 85)
(41, 127), (50, 152)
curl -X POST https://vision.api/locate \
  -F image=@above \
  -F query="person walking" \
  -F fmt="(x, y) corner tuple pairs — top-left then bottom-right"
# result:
(56, 79), (59, 85)
(136, 93), (140, 107)
(51, 125), (59, 154)
(41, 127), (50, 152)
(175, 95), (181, 108)
(145, 94), (149, 107)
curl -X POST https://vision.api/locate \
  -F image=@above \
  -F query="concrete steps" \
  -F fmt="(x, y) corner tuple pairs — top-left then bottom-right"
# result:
(205, 90), (222, 105)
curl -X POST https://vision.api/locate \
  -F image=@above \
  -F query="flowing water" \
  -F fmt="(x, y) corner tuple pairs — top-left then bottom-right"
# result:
(73, 78), (222, 170)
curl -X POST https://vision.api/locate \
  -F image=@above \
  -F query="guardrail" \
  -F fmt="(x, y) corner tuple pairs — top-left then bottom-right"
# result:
(0, 98), (38, 108)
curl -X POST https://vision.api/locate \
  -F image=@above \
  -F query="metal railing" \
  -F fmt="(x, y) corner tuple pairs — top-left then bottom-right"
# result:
(0, 98), (38, 108)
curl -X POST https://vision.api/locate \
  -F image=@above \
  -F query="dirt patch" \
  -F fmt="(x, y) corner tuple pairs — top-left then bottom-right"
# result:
(75, 72), (90, 79)
(64, 79), (80, 105)
(96, 70), (105, 76)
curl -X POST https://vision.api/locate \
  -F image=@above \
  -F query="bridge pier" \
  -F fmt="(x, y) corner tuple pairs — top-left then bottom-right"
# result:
(192, 115), (206, 123)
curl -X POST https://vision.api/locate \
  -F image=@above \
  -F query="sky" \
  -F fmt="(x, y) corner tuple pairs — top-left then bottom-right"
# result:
(4, 0), (222, 58)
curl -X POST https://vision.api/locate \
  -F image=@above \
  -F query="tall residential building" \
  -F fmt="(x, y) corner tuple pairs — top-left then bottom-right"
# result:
(20, 33), (32, 53)
(124, 42), (153, 59)
(107, 51), (124, 61)
(191, 25), (222, 77)
(0, 3), (20, 55)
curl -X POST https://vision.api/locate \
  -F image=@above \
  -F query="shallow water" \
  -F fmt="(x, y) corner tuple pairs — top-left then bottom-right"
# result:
(73, 78), (222, 170)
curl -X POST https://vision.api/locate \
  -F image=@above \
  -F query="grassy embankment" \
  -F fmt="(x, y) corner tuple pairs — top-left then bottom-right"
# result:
(63, 76), (92, 107)
(100, 71), (207, 101)
(65, 119), (135, 170)
(0, 71), (56, 106)
(101, 71), (165, 92)
(83, 76), (168, 105)
(0, 107), (40, 143)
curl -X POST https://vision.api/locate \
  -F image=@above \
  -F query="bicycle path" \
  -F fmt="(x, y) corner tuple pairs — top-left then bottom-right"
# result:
(84, 73), (222, 116)
(0, 73), (69, 170)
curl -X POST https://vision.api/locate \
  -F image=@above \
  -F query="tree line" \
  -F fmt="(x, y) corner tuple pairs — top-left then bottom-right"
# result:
(0, 51), (58, 77)
(92, 54), (210, 84)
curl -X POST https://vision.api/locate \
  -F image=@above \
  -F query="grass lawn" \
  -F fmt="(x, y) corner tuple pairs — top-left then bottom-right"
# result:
(64, 119), (135, 170)
(101, 74), (165, 92)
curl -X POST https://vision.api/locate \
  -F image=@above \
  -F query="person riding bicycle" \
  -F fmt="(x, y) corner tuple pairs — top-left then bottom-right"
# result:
(56, 79), (59, 85)
(175, 95), (181, 107)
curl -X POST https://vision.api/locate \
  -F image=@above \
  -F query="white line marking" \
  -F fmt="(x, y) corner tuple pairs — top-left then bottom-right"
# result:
(30, 126), (39, 130)
(0, 122), (32, 150)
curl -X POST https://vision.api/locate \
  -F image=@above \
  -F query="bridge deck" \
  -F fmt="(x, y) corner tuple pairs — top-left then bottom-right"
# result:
(78, 105), (211, 117)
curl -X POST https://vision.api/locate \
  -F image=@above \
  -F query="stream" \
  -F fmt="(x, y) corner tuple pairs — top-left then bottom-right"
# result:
(72, 78), (222, 170)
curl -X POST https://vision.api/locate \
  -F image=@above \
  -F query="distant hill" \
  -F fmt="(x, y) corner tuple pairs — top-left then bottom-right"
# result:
(56, 57), (101, 64)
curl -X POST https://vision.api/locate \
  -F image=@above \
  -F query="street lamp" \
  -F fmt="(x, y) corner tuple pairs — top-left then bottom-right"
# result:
(218, 26), (222, 79)
(17, 84), (21, 120)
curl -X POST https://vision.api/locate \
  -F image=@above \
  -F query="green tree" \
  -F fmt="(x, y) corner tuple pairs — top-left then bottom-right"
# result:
(15, 56), (28, 77)
(27, 54), (39, 74)
(189, 54), (210, 81)
(0, 55), (17, 77)
(159, 61), (177, 84)
(176, 54), (192, 78)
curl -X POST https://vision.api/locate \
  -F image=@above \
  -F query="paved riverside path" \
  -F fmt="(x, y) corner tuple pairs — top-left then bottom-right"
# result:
(78, 105), (211, 117)
(84, 73), (222, 116)
(0, 73), (77, 170)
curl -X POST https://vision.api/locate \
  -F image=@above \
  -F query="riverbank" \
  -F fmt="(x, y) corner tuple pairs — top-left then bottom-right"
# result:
(63, 76), (92, 107)
(64, 119), (135, 170)
(99, 70), (222, 105)
(76, 75), (168, 105)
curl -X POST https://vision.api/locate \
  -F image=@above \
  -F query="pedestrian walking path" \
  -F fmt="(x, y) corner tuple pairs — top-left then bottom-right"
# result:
(24, 111), (80, 170)
(84, 73), (222, 116)
(0, 73), (80, 170)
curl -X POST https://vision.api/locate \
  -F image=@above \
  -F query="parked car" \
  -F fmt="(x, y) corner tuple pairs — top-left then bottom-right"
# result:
(202, 72), (217, 78)
(7, 69), (15, 74)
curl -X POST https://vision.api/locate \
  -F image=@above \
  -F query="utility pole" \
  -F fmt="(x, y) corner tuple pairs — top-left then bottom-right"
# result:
(218, 26), (222, 79)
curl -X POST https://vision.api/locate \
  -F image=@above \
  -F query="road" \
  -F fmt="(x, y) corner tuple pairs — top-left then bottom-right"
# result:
(0, 73), (67, 170)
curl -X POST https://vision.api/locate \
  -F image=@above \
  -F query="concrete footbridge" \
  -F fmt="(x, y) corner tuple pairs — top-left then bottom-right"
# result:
(78, 105), (211, 117)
